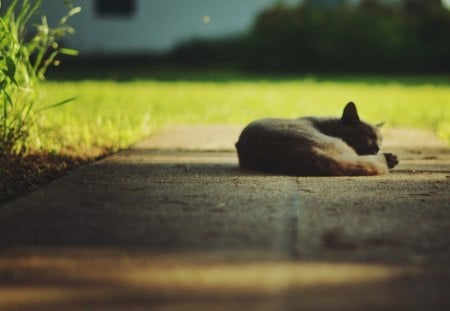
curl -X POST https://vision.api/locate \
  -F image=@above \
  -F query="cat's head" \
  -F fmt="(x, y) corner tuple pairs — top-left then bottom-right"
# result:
(339, 102), (382, 155)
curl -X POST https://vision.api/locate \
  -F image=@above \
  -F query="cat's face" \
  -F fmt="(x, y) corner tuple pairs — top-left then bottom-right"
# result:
(340, 122), (382, 155)
(339, 102), (382, 155)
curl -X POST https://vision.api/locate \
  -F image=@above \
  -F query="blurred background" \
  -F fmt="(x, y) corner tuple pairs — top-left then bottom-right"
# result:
(42, 0), (450, 76)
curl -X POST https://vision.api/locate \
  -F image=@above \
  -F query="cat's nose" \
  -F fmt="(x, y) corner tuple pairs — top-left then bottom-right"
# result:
(373, 146), (380, 154)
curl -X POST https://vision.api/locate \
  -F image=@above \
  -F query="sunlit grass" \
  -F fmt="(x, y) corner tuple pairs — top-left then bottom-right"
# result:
(35, 76), (450, 155)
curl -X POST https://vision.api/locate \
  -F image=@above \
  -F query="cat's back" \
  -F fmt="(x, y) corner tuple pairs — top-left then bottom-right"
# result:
(235, 117), (333, 174)
(237, 117), (328, 146)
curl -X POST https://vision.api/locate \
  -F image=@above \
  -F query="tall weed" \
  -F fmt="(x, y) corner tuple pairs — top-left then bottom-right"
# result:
(0, 0), (80, 156)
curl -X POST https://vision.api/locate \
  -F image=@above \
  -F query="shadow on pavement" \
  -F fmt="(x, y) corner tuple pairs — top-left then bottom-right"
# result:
(0, 148), (449, 310)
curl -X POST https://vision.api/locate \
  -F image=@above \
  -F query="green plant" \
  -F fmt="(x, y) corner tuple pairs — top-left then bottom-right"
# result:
(0, 0), (80, 156)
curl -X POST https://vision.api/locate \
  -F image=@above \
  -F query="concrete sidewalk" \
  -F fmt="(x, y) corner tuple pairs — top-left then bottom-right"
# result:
(0, 126), (449, 311)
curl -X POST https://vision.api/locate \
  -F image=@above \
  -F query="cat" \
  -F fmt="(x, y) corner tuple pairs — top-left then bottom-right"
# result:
(235, 102), (398, 176)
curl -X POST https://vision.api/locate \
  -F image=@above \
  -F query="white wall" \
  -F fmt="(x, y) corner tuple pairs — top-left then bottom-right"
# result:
(41, 0), (294, 55)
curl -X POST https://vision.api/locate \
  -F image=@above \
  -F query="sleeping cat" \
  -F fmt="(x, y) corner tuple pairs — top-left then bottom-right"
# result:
(235, 102), (398, 176)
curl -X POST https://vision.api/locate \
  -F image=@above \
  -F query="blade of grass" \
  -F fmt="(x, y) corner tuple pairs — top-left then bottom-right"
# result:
(36, 97), (76, 112)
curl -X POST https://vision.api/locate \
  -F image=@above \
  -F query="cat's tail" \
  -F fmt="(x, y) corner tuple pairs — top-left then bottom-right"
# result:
(312, 147), (390, 176)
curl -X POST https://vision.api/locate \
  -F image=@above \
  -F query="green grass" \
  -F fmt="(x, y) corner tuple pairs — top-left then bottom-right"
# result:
(34, 75), (450, 155)
(0, 0), (80, 156)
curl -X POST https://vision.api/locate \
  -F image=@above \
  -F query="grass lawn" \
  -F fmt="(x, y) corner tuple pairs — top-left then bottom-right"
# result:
(36, 74), (450, 157)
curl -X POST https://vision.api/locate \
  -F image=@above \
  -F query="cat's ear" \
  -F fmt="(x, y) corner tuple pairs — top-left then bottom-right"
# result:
(341, 102), (360, 125)
(376, 122), (385, 128)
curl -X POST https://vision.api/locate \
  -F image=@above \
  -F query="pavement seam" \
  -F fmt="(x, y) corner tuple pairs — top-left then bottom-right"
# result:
(289, 177), (302, 259)
(274, 177), (302, 259)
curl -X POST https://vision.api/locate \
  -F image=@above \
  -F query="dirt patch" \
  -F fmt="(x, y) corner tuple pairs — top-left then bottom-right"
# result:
(0, 152), (104, 205)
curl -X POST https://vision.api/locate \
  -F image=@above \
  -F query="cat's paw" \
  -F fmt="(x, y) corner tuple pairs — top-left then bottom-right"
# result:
(384, 153), (399, 169)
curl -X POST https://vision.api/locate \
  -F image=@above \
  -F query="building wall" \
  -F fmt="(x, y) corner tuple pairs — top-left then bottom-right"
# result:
(41, 0), (294, 55)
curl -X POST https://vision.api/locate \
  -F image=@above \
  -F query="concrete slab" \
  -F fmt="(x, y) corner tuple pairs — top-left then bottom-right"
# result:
(136, 125), (242, 151)
(0, 125), (449, 311)
(0, 151), (298, 255)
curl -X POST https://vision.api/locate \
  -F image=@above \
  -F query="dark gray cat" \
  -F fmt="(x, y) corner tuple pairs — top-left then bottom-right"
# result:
(236, 102), (399, 176)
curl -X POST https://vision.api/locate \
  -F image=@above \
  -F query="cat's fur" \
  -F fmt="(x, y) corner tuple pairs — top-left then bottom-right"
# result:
(235, 102), (398, 176)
